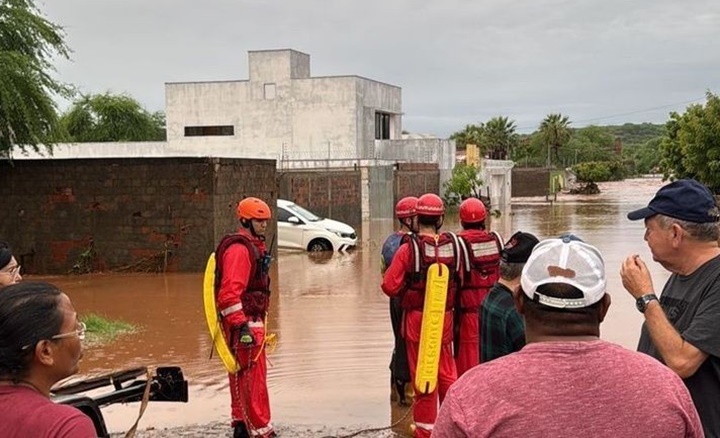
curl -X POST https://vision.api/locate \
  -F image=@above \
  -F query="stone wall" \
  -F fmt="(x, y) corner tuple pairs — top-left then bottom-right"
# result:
(511, 167), (551, 197)
(0, 157), (277, 274)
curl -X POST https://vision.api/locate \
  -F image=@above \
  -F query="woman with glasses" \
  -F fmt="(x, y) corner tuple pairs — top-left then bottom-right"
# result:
(0, 281), (95, 437)
(0, 241), (22, 286)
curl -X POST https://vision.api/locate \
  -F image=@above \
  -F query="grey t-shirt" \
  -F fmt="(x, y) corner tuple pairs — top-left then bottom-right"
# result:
(638, 254), (720, 437)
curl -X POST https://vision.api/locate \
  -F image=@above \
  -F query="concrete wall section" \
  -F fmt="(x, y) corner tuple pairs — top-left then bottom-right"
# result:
(511, 167), (551, 197)
(0, 158), (276, 274)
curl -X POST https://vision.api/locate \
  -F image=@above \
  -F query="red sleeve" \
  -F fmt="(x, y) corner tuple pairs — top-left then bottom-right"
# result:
(52, 408), (97, 438)
(381, 243), (411, 297)
(217, 243), (251, 327)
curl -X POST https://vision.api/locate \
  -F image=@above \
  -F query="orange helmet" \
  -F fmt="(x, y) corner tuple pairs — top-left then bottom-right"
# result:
(459, 197), (487, 223)
(237, 197), (271, 220)
(416, 193), (445, 217)
(395, 196), (418, 219)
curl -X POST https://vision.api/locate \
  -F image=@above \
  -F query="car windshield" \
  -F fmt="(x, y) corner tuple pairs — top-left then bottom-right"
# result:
(285, 203), (322, 222)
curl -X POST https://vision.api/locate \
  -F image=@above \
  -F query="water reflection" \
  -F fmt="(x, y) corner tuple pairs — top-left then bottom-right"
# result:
(34, 177), (668, 435)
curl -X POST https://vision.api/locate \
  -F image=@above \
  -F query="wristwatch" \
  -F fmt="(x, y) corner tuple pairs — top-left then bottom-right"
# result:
(636, 294), (659, 313)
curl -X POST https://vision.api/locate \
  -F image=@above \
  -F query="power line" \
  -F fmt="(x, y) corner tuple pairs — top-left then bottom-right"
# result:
(515, 96), (707, 132)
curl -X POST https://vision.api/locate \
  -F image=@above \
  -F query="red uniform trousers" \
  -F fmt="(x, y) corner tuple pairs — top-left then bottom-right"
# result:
(404, 310), (457, 438)
(454, 285), (492, 376)
(225, 322), (273, 437)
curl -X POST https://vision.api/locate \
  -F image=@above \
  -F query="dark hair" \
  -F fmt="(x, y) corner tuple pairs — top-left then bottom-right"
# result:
(0, 240), (12, 269)
(461, 221), (486, 230)
(521, 283), (603, 333)
(0, 282), (65, 382)
(418, 215), (442, 227)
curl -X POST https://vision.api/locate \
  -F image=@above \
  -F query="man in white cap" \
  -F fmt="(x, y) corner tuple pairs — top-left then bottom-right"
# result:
(434, 237), (702, 437)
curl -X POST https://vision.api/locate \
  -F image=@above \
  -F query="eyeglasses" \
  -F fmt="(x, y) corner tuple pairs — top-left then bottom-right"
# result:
(0, 264), (21, 277)
(51, 322), (87, 341)
(19, 321), (87, 352)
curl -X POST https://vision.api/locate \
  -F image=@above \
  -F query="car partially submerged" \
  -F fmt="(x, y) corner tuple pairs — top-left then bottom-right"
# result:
(277, 199), (357, 252)
(52, 366), (188, 437)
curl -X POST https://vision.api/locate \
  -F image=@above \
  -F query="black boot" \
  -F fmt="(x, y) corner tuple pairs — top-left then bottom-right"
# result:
(233, 423), (249, 438)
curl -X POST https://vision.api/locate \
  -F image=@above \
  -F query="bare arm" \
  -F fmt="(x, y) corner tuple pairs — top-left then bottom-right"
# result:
(621, 255), (708, 378)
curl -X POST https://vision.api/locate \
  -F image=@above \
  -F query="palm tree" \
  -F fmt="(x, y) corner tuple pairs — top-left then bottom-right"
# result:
(450, 123), (484, 151)
(539, 113), (572, 167)
(483, 116), (518, 160)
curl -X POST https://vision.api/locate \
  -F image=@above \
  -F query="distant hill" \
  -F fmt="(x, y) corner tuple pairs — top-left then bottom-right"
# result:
(602, 122), (666, 148)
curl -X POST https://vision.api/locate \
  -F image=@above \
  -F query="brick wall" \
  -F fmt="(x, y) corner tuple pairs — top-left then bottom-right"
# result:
(0, 157), (277, 274)
(511, 167), (551, 197)
(277, 169), (362, 229)
(394, 162), (440, 205)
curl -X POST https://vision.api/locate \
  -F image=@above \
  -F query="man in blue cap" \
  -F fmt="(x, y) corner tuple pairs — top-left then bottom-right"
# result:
(621, 178), (720, 436)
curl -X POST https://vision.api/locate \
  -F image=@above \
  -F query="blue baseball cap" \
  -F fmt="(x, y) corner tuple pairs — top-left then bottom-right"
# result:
(627, 179), (720, 223)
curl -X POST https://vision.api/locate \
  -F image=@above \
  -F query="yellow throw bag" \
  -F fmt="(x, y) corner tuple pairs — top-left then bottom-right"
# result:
(414, 262), (449, 394)
(203, 253), (240, 374)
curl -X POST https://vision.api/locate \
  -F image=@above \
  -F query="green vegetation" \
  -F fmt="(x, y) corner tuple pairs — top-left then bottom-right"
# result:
(82, 313), (136, 345)
(58, 93), (166, 142)
(443, 163), (483, 206)
(659, 92), (720, 192)
(0, 0), (72, 155)
(450, 116), (518, 159)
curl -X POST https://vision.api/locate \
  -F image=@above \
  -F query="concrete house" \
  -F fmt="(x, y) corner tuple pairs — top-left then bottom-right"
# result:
(165, 49), (404, 161)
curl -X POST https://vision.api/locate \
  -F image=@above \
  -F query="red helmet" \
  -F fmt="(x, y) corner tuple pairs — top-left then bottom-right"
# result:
(237, 197), (271, 220)
(416, 193), (445, 217)
(395, 196), (418, 219)
(459, 198), (487, 223)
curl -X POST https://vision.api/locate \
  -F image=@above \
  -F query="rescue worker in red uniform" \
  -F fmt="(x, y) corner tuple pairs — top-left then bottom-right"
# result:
(215, 197), (275, 438)
(381, 196), (418, 406)
(454, 197), (502, 376)
(381, 193), (459, 438)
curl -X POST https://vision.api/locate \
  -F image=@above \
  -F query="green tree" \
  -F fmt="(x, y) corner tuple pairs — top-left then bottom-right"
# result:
(450, 123), (484, 151)
(565, 125), (616, 165)
(0, 0), (72, 154)
(59, 93), (166, 142)
(483, 116), (517, 160)
(660, 92), (720, 192)
(443, 163), (483, 206)
(538, 113), (572, 167)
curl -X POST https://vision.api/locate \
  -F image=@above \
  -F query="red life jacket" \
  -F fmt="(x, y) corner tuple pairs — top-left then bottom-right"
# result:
(214, 233), (271, 318)
(456, 231), (502, 310)
(400, 232), (461, 311)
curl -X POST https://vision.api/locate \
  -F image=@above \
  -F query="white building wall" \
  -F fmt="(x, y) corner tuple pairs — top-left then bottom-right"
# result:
(166, 50), (403, 162)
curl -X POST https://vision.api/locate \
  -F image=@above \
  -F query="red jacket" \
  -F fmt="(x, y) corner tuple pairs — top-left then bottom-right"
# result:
(216, 229), (268, 327)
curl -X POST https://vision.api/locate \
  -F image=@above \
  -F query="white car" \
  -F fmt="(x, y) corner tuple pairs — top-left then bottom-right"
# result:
(276, 199), (358, 252)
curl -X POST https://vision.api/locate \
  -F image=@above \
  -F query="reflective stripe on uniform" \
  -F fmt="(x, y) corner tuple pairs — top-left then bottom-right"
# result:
(423, 242), (455, 258)
(220, 303), (243, 316)
(471, 241), (500, 257)
(250, 425), (274, 436)
(247, 320), (264, 328)
(415, 422), (434, 431)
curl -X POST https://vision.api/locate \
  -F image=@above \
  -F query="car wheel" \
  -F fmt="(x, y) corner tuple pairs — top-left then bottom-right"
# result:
(307, 239), (332, 252)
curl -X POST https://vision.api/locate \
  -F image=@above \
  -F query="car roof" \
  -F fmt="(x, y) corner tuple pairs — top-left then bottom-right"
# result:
(277, 199), (295, 208)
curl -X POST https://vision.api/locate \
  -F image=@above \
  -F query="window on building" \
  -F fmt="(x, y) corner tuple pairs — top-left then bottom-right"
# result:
(375, 112), (391, 140)
(184, 125), (235, 137)
(264, 83), (276, 100)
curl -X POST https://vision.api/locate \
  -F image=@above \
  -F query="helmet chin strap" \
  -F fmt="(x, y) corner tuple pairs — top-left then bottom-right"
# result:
(434, 216), (444, 233)
(240, 219), (266, 241)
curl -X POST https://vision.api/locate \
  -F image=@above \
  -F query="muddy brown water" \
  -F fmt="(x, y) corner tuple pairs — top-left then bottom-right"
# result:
(35, 177), (669, 435)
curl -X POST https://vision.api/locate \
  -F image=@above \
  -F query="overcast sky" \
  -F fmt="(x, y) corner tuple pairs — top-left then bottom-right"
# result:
(42, 0), (719, 137)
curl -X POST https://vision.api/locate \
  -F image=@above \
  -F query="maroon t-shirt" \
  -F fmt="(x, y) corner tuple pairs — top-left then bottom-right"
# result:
(433, 340), (704, 438)
(0, 385), (96, 437)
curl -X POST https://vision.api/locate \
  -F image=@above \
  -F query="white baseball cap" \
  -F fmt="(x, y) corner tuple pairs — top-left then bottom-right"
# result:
(521, 237), (606, 309)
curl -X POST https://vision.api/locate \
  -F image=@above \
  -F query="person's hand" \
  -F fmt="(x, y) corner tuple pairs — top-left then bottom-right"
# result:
(620, 254), (655, 299)
(235, 324), (255, 346)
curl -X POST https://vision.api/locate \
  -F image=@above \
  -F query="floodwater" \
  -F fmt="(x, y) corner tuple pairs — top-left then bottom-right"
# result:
(38, 177), (669, 436)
